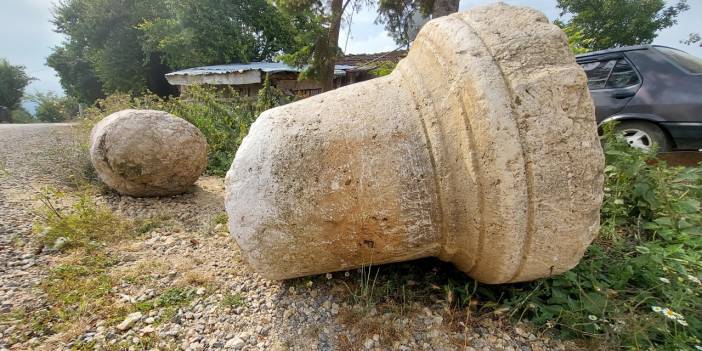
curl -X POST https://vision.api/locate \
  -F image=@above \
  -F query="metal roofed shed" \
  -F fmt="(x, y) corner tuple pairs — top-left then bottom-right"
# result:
(165, 61), (373, 99)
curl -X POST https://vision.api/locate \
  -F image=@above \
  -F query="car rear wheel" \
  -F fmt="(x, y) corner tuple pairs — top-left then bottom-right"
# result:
(614, 121), (671, 152)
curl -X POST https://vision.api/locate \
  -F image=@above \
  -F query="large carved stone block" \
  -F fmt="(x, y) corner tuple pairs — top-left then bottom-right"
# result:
(90, 109), (207, 197)
(224, 4), (604, 284)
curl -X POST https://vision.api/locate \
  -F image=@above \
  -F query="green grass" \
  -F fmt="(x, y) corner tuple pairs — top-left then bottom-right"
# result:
(34, 189), (134, 251)
(222, 292), (245, 307)
(4, 252), (121, 344)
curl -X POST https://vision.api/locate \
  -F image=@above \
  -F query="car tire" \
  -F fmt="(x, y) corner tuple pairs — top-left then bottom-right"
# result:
(614, 121), (672, 152)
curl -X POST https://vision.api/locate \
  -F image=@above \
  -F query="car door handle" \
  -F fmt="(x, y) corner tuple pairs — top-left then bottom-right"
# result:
(612, 91), (635, 99)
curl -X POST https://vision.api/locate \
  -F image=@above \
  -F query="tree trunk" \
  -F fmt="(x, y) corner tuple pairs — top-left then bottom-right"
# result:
(321, 0), (345, 92)
(432, 0), (459, 18)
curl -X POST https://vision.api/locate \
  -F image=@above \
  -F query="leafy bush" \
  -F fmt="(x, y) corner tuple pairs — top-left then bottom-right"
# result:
(166, 86), (257, 176)
(10, 107), (35, 123)
(31, 92), (80, 123)
(493, 125), (701, 349)
(369, 61), (397, 77)
(34, 189), (135, 251)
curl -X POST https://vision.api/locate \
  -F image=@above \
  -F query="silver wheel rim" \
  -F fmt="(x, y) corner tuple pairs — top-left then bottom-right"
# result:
(621, 128), (652, 150)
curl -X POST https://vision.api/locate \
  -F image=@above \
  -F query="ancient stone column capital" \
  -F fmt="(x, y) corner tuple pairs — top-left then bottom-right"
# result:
(225, 3), (604, 284)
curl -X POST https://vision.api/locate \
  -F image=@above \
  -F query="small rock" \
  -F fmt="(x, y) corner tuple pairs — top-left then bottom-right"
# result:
(116, 312), (142, 331)
(52, 237), (69, 251)
(225, 337), (245, 350)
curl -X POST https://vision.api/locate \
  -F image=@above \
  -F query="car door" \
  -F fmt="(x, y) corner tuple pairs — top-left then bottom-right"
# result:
(578, 56), (642, 122)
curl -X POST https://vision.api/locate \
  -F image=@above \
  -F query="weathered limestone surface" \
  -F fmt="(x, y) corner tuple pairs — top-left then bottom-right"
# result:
(224, 3), (604, 284)
(90, 109), (207, 197)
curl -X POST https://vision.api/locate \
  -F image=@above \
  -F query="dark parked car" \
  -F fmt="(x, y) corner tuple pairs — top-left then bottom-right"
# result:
(0, 106), (10, 124)
(576, 45), (702, 151)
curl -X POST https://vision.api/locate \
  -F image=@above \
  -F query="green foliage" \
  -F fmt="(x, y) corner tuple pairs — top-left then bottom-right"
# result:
(375, 0), (433, 47)
(5, 252), (120, 343)
(0, 58), (34, 110)
(369, 61), (397, 77)
(491, 125), (702, 349)
(555, 20), (594, 54)
(49, 0), (316, 103)
(34, 189), (135, 251)
(50, 0), (168, 97)
(138, 0), (300, 69)
(166, 86), (257, 176)
(276, 0), (359, 91)
(155, 288), (193, 307)
(31, 92), (80, 123)
(9, 107), (36, 124)
(222, 293), (245, 307)
(556, 0), (690, 51)
(682, 33), (701, 47)
(256, 74), (286, 114)
(47, 43), (105, 104)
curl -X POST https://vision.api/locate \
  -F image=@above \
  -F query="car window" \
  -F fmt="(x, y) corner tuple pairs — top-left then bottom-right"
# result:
(656, 46), (702, 74)
(580, 59), (617, 89)
(606, 59), (640, 89)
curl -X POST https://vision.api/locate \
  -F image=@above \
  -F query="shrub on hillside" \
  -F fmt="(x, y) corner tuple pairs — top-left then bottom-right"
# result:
(32, 93), (80, 123)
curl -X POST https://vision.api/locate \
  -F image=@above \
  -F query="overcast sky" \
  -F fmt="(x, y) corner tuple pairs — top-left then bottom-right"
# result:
(0, 0), (700, 99)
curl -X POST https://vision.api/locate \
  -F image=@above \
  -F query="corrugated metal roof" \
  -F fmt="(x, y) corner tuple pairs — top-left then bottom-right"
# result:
(166, 62), (359, 77)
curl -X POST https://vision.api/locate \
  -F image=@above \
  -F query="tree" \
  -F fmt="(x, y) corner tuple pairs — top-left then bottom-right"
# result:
(0, 58), (34, 110)
(682, 33), (701, 47)
(138, 0), (301, 69)
(557, 0), (690, 51)
(47, 43), (104, 104)
(375, 0), (459, 49)
(277, 0), (357, 92)
(49, 0), (171, 98)
(49, 0), (307, 102)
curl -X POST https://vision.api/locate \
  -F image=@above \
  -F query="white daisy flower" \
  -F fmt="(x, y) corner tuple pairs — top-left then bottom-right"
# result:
(652, 306), (663, 313)
(661, 308), (684, 321)
(588, 315), (598, 321)
(659, 277), (671, 284)
(694, 345), (702, 350)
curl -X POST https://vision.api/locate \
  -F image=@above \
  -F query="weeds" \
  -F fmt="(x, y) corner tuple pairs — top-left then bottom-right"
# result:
(34, 188), (134, 251)
(6, 252), (121, 344)
(222, 292), (245, 307)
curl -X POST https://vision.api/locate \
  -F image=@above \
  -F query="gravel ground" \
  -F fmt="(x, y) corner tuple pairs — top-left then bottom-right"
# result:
(0, 123), (577, 351)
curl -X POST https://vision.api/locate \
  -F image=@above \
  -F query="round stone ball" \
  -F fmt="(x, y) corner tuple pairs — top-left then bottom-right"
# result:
(90, 109), (208, 197)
